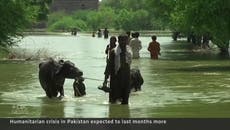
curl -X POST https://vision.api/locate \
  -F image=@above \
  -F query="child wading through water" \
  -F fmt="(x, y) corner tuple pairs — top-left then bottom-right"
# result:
(98, 36), (117, 92)
(148, 35), (161, 59)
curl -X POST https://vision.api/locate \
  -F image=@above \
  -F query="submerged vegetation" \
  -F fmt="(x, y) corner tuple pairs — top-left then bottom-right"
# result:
(7, 48), (61, 61)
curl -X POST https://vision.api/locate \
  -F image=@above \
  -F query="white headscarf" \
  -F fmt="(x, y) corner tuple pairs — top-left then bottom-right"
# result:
(114, 45), (133, 74)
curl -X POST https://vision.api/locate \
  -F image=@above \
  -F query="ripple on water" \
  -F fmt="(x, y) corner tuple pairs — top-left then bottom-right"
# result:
(1, 35), (230, 118)
(203, 72), (221, 75)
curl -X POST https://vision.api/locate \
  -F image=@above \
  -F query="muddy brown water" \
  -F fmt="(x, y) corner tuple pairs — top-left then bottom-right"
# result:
(0, 34), (230, 118)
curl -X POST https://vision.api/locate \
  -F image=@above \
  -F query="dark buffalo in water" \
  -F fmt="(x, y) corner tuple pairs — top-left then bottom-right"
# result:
(130, 68), (144, 91)
(39, 58), (83, 98)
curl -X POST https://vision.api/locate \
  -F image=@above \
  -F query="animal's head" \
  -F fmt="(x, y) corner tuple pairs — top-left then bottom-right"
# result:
(56, 60), (83, 79)
(73, 77), (86, 97)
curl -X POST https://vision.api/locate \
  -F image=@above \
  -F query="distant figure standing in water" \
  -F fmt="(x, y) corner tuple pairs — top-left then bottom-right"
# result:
(92, 31), (96, 37)
(148, 35), (161, 59)
(97, 29), (102, 38)
(129, 32), (142, 59)
(103, 28), (109, 39)
(71, 28), (77, 36)
(126, 31), (131, 44)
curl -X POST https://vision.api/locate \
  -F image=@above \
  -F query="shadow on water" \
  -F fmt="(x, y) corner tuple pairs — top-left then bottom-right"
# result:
(40, 97), (65, 118)
(1, 35), (230, 118)
(0, 61), (38, 92)
(109, 104), (130, 118)
(161, 40), (230, 61)
(148, 101), (230, 118)
(108, 105), (132, 130)
(167, 66), (230, 72)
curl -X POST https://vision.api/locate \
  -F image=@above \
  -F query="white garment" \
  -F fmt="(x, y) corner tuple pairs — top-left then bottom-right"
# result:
(114, 45), (133, 74)
(129, 38), (142, 58)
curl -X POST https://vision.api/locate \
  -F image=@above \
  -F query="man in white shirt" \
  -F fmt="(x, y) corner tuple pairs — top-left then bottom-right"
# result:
(129, 32), (142, 59)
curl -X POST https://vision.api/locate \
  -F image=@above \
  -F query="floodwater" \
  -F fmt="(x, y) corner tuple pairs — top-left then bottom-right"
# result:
(1, 34), (230, 118)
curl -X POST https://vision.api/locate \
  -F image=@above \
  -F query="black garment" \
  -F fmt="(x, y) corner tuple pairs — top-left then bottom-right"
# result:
(104, 46), (110, 76)
(104, 29), (109, 39)
(108, 50), (131, 104)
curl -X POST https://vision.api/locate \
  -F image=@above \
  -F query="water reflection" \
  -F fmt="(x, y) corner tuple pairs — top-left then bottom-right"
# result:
(40, 97), (65, 118)
(0, 35), (230, 118)
(109, 104), (130, 118)
(167, 65), (230, 72)
(108, 105), (132, 130)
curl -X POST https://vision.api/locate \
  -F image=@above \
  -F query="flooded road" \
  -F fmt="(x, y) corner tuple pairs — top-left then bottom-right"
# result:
(0, 34), (230, 118)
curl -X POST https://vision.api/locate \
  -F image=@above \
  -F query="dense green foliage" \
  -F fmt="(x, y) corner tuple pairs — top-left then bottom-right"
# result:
(48, 0), (155, 31)
(31, 0), (52, 21)
(0, 0), (35, 47)
(0, 0), (52, 48)
(0, 0), (229, 52)
(49, 16), (87, 31)
(47, 7), (152, 31)
(101, 0), (229, 51)
(170, 0), (230, 51)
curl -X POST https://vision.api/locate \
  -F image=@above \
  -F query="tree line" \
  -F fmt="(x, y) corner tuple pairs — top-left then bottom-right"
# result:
(48, 0), (229, 53)
(48, 0), (167, 31)
(0, 0), (229, 54)
(0, 0), (51, 48)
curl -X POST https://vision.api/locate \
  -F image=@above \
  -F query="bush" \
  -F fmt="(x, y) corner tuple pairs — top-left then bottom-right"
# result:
(0, 47), (9, 59)
(48, 16), (87, 31)
(48, 11), (67, 26)
(0, 0), (35, 48)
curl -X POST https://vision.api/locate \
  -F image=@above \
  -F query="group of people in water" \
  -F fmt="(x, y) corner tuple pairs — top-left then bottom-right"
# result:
(92, 28), (109, 39)
(97, 30), (161, 104)
(94, 29), (161, 59)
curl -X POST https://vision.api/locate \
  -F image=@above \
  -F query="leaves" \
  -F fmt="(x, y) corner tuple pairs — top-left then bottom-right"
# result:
(0, 0), (52, 48)
(170, 0), (230, 48)
(0, 0), (35, 47)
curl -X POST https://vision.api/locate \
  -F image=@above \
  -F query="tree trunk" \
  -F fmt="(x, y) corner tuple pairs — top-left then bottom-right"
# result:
(219, 47), (229, 57)
(214, 39), (229, 57)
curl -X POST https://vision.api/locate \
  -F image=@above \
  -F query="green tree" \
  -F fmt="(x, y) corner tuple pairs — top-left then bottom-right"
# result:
(120, 0), (146, 10)
(132, 9), (150, 30)
(101, 0), (146, 10)
(49, 16), (87, 31)
(100, 0), (123, 10)
(72, 10), (90, 22)
(86, 11), (101, 30)
(48, 11), (67, 26)
(96, 7), (116, 29)
(31, 0), (52, 21)
(0, 0), (36, 47)
(100, 0), (168, 30)
(145, 0), (174, 29)
(170, 0), (230, 53)
(114, 9), (134, 30)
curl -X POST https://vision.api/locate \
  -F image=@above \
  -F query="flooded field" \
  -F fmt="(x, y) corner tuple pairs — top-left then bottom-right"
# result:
(0, 34), (230, 118)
